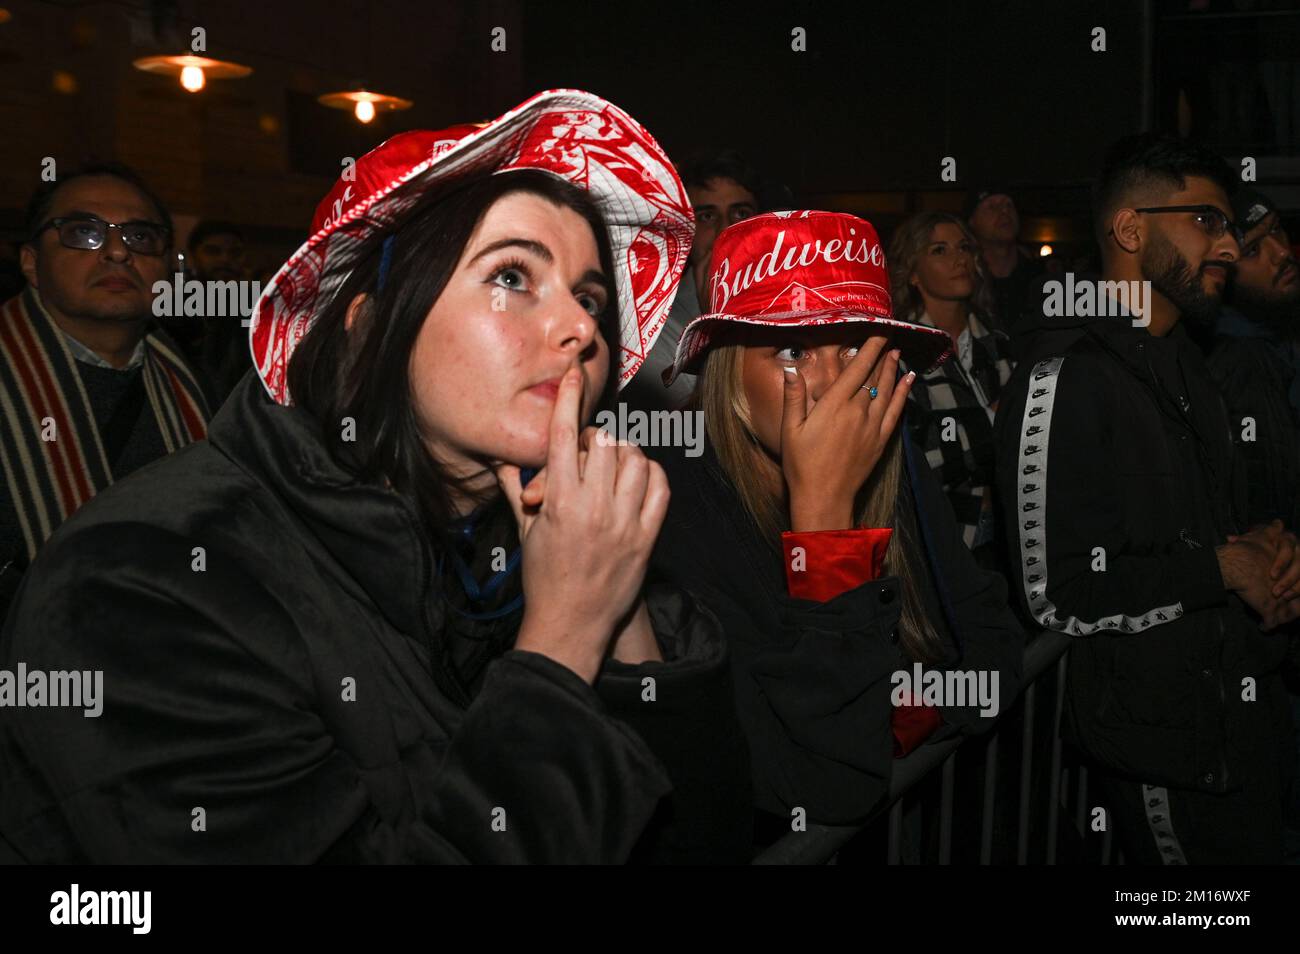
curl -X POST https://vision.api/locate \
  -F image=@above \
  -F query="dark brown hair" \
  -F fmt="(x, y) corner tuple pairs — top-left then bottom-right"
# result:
(287, 169), (618, 541)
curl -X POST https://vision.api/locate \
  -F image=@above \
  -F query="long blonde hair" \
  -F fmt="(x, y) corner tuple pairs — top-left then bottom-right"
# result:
(888, 211), (993, 323)
(693, 338), (946, 665)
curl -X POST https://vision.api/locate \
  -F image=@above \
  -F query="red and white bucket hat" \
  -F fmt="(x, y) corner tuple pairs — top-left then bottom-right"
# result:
(662, 210), (952, 385)
(250, 89), (694, 405)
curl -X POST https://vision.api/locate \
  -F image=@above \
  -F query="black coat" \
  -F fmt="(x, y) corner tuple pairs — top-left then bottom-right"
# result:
(995, 312), (1293, 794)
(647, 430), (1025, 826)
(0, 374), (751, 864)
(1204, 311), (1300, 532)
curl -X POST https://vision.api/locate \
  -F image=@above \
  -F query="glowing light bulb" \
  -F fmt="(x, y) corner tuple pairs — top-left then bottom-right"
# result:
(354, 99), (375, 123)
(1039, 244), (1053, 257)
(180, 65), (205, 92)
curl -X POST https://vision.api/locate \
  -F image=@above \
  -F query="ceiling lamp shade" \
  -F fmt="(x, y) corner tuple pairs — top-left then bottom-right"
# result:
(318, 89), (413, 124)
(133, 54), (252, 93)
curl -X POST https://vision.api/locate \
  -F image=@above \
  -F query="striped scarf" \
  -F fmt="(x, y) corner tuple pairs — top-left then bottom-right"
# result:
(0, 288), (209, 561)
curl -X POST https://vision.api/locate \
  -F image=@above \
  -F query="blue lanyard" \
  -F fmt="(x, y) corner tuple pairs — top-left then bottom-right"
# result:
(437, 467), (536, 621)
(439, 527), (523, 621)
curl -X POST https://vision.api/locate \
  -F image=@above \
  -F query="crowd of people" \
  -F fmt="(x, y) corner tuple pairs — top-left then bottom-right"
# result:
(0, 88), (1297, 865)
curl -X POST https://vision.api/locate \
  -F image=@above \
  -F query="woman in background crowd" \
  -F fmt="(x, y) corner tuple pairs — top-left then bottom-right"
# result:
(889, 211), (1015, 573)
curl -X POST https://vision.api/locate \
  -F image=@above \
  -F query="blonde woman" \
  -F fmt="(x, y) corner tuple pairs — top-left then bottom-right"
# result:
(651, 211), (1024, 836)
(889, 211), (1014, 570)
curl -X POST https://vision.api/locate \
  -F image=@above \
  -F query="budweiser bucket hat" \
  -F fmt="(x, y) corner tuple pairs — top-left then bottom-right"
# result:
(663, 210), (952, 385)
(250, 89), (694, 405)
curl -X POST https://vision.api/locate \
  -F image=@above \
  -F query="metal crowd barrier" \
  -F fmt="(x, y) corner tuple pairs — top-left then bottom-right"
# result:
(754, 630), (1123, 865)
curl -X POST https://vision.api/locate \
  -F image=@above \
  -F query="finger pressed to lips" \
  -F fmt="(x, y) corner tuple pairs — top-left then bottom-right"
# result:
(545, 364), (584, 487)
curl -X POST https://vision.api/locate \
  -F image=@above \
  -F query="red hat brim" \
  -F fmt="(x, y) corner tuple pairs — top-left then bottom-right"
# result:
(663, 308), (954, 386)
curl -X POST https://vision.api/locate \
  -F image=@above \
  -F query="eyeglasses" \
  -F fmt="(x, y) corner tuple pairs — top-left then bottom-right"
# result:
(1133, 205), (1244, 246)
(35, 215), (171, 256)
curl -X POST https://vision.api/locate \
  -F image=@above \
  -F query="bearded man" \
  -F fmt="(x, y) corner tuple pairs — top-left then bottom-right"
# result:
(1205, 188), (1300, 531)
(995, 134), (1300, 864)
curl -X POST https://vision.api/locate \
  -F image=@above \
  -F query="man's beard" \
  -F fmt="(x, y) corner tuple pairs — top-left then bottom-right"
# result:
(1231, 261), (1300, 341)
(1142, 233), (1228, 329)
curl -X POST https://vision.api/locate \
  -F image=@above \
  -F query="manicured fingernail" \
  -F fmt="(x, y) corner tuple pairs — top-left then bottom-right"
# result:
(783, 366), (797, 375)
(905, 371), (916, 382)
(891, 348), (902, 359)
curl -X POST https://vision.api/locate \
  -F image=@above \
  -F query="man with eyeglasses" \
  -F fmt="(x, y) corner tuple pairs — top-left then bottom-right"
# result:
(996, 134), (1299, 864)
(0, 162), (209, 619)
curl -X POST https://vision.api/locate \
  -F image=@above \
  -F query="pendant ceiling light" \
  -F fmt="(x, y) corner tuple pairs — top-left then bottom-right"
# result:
(317, 7), (412, 125)
(318, 88), (413, 124)
(133, 54), (252, 93)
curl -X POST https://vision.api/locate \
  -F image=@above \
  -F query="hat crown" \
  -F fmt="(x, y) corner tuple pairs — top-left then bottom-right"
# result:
(250, 90), (694, 406)
(311, 126), (482, 235)
(1231, 187), (1276, 233)
(705, 210), (891, 320)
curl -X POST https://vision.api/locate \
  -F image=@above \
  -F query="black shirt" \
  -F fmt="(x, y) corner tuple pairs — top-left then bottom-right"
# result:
(1, 358), (166, 580)
(988, 253), (1046, 346)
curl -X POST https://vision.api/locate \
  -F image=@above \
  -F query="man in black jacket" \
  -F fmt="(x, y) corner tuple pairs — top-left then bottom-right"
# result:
(1205, 187), (1300, 532)
(1203, 187), (1300, 860)
(996, 134), (1300, 864)
(965, 186), (1045, 347)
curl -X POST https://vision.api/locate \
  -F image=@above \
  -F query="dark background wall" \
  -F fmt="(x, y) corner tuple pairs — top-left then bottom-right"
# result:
(0, 0), (1295, 268)
(522, 0), (1146, 191)
(520, 0), (1150, 249)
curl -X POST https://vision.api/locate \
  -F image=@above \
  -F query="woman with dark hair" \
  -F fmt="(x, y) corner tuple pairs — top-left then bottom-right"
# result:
(650, 211), (1024, 838)
(0, 91), (750, 864)
(888, 211), (1015, 571)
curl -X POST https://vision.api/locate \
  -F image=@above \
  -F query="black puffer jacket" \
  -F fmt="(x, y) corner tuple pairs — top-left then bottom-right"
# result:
(648, 428), (1025, 826)
(995, 311), (1293, 793)
(0, 373), (751, 864)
